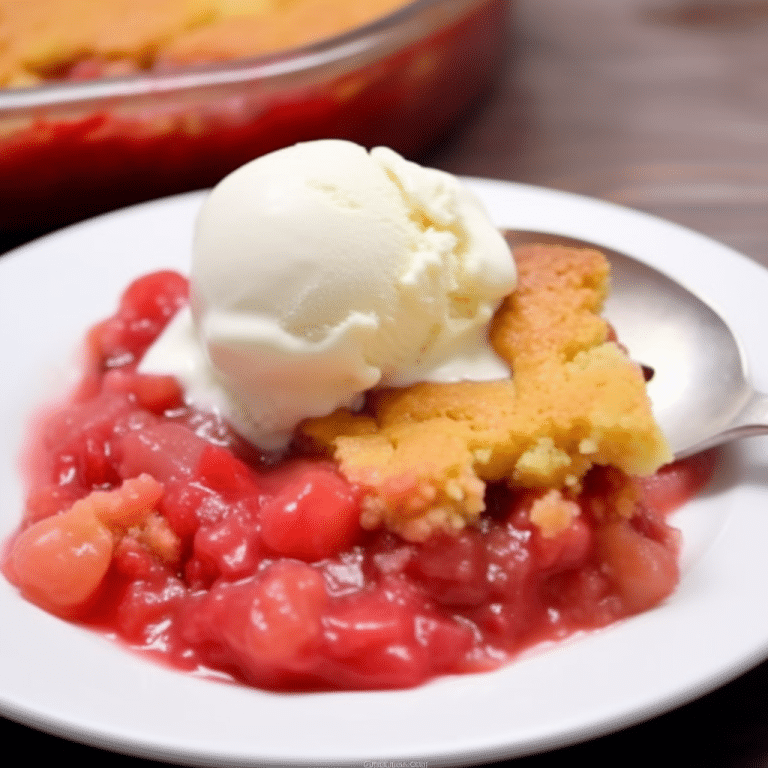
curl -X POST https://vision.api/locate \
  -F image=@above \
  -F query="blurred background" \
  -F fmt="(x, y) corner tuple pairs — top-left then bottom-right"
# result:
(2, 0), (768, 765)
(2, 0), (766, 263)
(426, 0), (768, 266)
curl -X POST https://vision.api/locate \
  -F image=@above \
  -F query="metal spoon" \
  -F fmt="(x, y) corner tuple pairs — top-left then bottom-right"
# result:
(508, 231), (768, 460)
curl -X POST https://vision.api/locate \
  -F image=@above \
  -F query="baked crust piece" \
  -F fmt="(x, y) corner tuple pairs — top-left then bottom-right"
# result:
(299, 240), (672, 541)
(0, 0), (409, 87)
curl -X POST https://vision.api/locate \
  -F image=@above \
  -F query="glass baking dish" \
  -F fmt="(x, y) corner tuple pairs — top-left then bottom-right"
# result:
(0, 0), (509, 248)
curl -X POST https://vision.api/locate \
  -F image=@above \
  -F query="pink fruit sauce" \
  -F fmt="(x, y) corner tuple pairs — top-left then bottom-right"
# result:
(2, 270), (715, 691)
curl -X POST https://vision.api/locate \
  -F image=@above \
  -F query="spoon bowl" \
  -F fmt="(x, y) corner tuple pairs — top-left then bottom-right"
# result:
(509, 231), (768, 460)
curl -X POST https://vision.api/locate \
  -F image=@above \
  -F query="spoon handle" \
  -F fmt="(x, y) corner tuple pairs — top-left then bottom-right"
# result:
(678, 388), (768, 459)
(731, 389), (768, 436)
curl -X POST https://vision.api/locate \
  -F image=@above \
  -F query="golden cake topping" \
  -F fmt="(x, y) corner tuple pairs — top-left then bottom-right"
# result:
(299, 241), (672, 541)
(0, 0), (411, 87)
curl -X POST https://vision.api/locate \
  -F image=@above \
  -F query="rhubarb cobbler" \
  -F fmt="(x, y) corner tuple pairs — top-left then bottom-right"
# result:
(2, 144), (714, 692)
(0, 0), (413, 87)
(2, 238), (714, 691)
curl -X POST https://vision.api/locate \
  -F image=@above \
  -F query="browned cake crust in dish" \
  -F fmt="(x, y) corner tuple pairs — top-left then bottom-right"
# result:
(0, 0), (411, 87)
(299, 240), (672, 541)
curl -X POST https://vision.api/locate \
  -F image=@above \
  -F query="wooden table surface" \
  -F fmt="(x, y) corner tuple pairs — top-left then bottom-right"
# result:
(3, 0), (768, 764)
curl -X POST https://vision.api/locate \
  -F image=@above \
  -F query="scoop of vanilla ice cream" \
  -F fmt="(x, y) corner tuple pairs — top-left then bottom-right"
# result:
(140, 140), (516, 450)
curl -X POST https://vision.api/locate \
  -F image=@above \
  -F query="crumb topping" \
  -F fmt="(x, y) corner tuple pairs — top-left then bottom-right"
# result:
(0, 0), (410, 87)
(299, 240), (672, 541)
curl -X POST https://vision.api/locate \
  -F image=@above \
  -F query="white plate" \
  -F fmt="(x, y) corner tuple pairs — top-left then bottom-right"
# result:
(2, 180), (768, 767)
